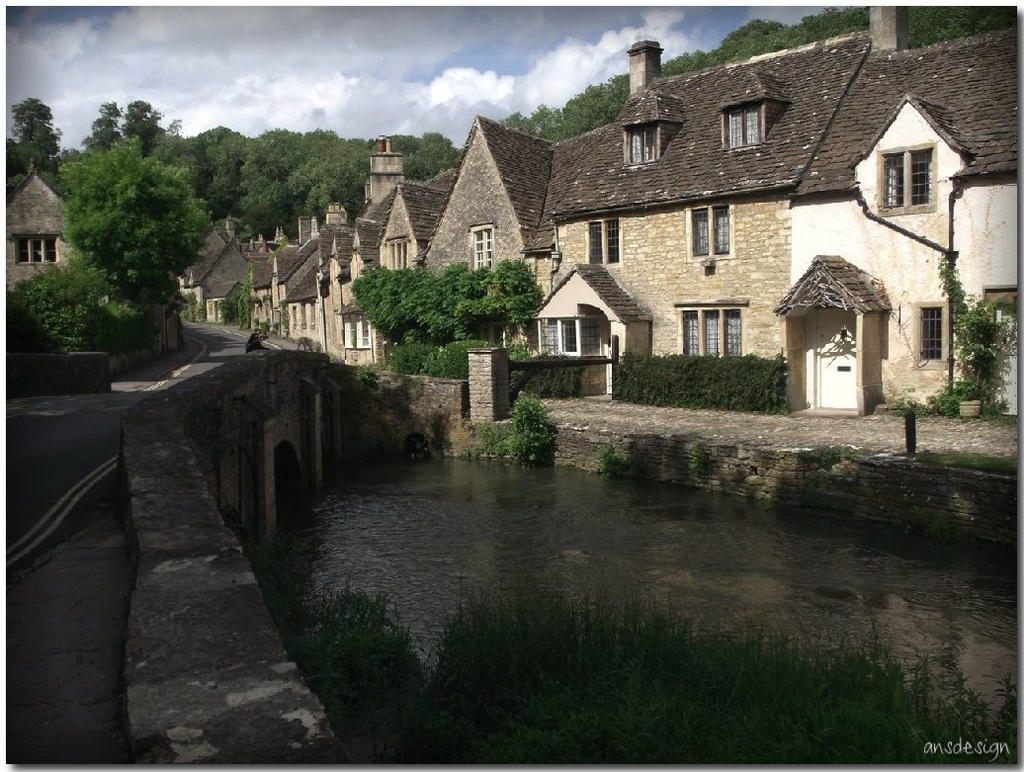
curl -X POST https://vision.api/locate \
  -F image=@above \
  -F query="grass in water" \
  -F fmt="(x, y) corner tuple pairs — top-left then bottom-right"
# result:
(246, 537), (1017, 764)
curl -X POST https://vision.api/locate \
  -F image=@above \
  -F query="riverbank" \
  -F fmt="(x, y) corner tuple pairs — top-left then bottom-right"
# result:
(247, 530), (1018, 764)
(540, 398), (1018, 545)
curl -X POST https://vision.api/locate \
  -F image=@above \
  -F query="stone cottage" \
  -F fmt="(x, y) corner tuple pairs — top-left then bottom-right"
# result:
(784, 11), (1017, 413)
(536, 32), (872, 386)
(181, 217), (248, 322)
(6, 172), (71, 289)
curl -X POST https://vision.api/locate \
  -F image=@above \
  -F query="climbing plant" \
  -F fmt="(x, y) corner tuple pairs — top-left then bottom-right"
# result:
(237, 263), (253, 329)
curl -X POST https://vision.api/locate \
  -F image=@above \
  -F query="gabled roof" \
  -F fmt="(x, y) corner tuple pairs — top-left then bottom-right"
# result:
(6, 170), (62, 204)
(205, 279), (239, 300)
(248, 253), (274, 289)
(537, 263), (652, 323)
(397, 179), (450, 244)
(719, 69), (791, 108)
(544, 34), (871, 220)
(798, 29), (1017, 195)
(775, 256), (891, 316)
(476, 116), (554, 243)
(286, 261), (319, 302)
(351, 188), (395, 268)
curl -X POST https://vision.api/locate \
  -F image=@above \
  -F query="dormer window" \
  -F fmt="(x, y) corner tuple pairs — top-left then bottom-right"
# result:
(628, 125), (657, 164)
(725, 104), (762, 148)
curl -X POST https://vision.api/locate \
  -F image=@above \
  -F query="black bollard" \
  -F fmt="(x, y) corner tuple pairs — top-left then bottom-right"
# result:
(904, 408), (916, 457)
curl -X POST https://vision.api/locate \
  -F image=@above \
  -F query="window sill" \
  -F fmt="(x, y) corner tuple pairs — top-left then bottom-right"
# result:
(917, 358), (947, 371)
(878, 203), (938, 217)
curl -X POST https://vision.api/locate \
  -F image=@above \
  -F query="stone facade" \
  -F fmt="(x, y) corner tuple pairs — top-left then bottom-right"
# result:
(468, 348), (510, 422)
(428, 122), (525, 271)
(554, 194), (791, 358)
(6, 173), (70, 289)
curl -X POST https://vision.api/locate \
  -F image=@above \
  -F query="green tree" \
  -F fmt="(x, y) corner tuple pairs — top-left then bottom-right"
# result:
(61, 141), (209, 305)
(83, 101), (123, 152)
(398, 131), (462, 180)
(8, 97), (62, 178)
(122, 100), (165, 156)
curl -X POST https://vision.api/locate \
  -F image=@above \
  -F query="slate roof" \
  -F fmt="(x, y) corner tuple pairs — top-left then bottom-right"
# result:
(287, 261), (318, 302)
(397, 179), (450, 243)
(205, 279), (239, 300)
(798, 29), (1017, 195)
(476, 116), (554, 247)
(249, 254), (274, 289)
(618, 91), (687, 125)
(543, 34), (871, 220)
(538, 263), (652, 323)
(187, 228), (231, 285)
(351, 189), (395, 268)
(775, 256), (891, 316)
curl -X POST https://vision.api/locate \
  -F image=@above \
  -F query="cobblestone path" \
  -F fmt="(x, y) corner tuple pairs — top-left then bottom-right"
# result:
(543, 399), (1018, 459)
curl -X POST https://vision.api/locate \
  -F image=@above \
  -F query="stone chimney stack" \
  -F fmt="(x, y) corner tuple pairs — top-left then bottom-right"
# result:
(310, 216), (319, 241)
(325, 202), (348, 226)
(274, 226), (285, 243)
(628, 40), (663, 96)
(298, 216), (312, 244)
(365, 134), (404, 204)
(870, 6), (908, 52)
(225, 215), (235, 239)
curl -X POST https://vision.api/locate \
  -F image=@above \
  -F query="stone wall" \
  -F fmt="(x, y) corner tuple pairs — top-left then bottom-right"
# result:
(6, 174), (71, 290)
(552, 425), (1016, 545)
(120, 354), (341, 762)
(7, 352), (111, 398)
(555, 194), (791, 357)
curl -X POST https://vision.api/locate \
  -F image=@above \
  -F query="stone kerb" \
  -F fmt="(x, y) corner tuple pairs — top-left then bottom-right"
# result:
(468, 348), (509, 423)
(120, 353), (340, 763)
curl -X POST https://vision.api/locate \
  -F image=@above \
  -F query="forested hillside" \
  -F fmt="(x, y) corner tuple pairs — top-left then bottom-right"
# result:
(6, 6), (1015, 241)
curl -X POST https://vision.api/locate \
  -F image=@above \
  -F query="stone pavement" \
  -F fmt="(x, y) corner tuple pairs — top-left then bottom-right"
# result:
(543, 399), (1018, 459)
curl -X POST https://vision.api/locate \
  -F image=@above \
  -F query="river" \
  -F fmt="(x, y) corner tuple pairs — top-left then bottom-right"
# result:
(293, 458), (1017, 703)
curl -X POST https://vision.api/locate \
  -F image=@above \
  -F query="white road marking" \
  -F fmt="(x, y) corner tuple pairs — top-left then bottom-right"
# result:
(7, 455), (119, 567)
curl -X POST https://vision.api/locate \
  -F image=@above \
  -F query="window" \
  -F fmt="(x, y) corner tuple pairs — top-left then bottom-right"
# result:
(587, 219), (620, 265)
(880, 147), (934, 212)
(387, 239), (408, 269)
(345, 315), (372, 349)
(724, 105), (761, 148)
(473, 227), (493, 269)
(538, 317), (604, 357)
(679, 308), (743, 356)
(920, 306), (943, 360)
(692, 206), (730, 257)
(628, 124), (657, 164)
(16, 237), (57, 263)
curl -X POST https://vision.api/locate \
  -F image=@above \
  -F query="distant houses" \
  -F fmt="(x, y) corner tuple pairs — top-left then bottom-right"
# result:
(180, 8), (1017, 414)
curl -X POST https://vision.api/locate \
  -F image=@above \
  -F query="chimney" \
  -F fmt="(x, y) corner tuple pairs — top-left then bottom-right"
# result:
(366, 134), (404, 204)
(274, 226), (285, 243)
(311, 216), (320, 241)
(326, 202), (348, 226)
(870, 6), (908, 52)
(628, 40), (663, 96)
(298, 216), (312, 244)
(225, 215), (235, 238)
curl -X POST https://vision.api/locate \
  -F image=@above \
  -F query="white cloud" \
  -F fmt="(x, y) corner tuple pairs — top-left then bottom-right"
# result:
(5, 6), (732, 148)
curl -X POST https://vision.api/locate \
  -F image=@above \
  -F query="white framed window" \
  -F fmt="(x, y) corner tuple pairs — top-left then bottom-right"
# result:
(16, 236), (57, 263)
(587, 219), (620, 265)
(345, 315), (373, 349)
(627, 124), (657, 164)
(473, 226), (493, 269)
(387, 239), (408, 269)
(691, 206), (731, 258)
(538, 317), (603, 357)
(879, 145), (936, 213)
(679, 308), (743, 356)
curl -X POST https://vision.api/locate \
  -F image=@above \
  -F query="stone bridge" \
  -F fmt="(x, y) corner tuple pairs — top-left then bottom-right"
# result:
(118, 351), (469, 761)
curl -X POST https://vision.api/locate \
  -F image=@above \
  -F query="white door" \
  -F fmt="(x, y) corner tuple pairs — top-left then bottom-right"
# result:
(814, 310), (857, 410)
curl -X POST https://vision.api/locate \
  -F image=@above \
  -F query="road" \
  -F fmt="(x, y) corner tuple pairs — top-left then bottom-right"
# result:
(6, 322), (289, 571)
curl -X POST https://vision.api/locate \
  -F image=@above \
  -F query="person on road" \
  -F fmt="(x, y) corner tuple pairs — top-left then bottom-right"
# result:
(245, 332), (265, 353)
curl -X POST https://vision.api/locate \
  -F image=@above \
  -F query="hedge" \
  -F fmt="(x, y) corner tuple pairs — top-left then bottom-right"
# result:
(517, 356), (584, 398)
(614, 353), (788, 414)
(423, 339), (490, 380)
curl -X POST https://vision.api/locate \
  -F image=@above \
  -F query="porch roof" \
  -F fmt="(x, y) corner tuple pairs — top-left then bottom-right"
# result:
(775, 255), (891, 316)
(537, 263), (652, 323)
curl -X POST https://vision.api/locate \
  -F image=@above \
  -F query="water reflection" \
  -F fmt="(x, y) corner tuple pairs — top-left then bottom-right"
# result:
(297, 459), (1016, 703)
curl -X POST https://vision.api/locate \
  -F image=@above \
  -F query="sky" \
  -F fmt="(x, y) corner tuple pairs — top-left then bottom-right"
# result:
(6, 4), (827, 150)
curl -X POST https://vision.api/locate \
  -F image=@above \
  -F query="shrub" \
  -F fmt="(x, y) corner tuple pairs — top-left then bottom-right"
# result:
(503, 394), (556, 465)
(423, 339), (489, 380)
(520, 357), (584, 398)
(596, 445), (638, 478)
(614, 353), (788, 414)
(388, 342), (438, 375)
(93, 301), (156, 354)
